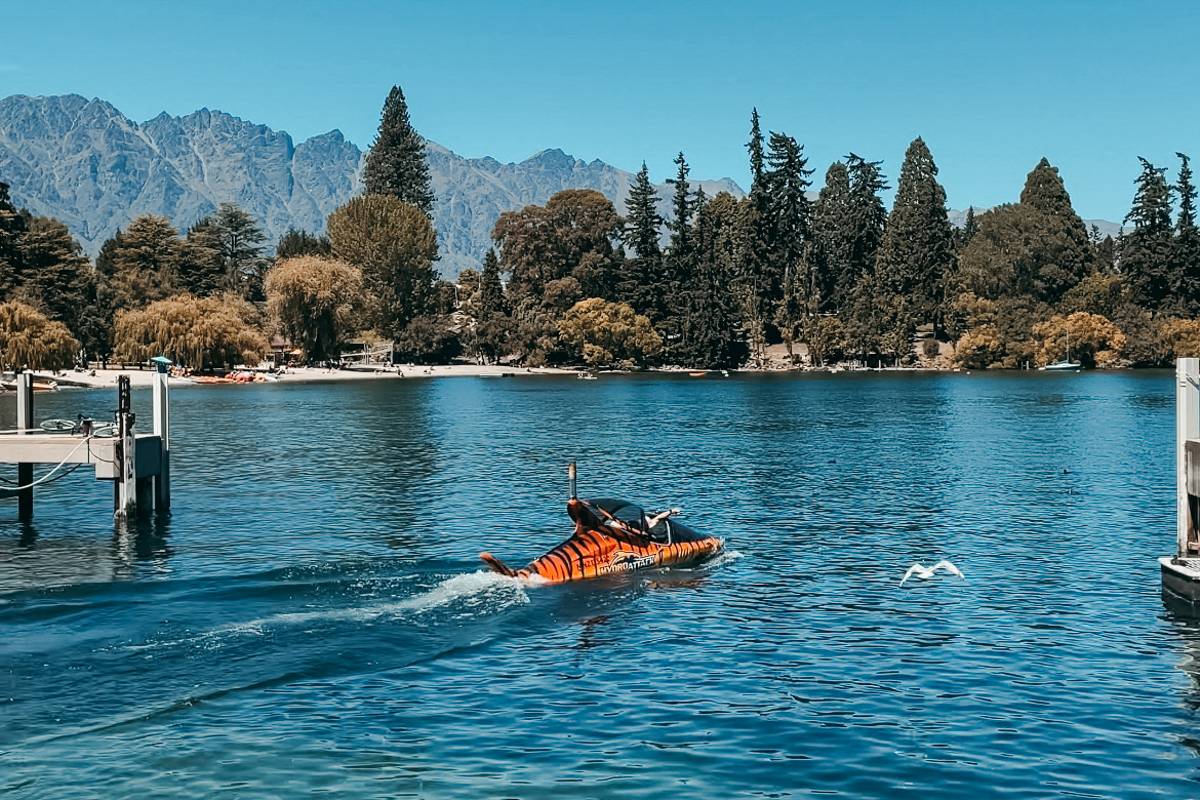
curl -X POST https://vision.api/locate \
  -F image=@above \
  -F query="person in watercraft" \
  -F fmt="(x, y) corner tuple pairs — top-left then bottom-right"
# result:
(603, 506), (683, 542)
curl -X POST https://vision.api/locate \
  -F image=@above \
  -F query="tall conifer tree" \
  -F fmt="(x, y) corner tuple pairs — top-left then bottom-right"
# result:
(1016, 157), (1092, 300)
(845, 153), (889, 308)
(874, 137), (953, 332)
(621, 162), (664, 320)
(1175, 152), (1200, 313)
(684, 192), (744, 368)
(0, 180), (27, 298)
(747, 108), (765, 192)
(662, 152), (695, 353)
(362, 85), (436, 215)
(1122, 157), (1174, 311)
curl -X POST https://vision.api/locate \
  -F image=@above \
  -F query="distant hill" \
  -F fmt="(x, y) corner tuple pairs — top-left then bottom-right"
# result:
(0, 94), (743, 275)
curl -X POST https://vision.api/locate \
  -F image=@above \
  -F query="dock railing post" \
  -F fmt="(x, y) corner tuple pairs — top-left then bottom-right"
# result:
(15, 371), (33, 520)
(114, 375), (136, 520)
(1177, 358), (1200, 559)
(152, 357), (170, 512)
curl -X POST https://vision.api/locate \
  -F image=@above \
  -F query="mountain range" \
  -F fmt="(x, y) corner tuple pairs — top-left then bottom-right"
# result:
(0, 94), (742, 275)
(0, 94), (1122, 276)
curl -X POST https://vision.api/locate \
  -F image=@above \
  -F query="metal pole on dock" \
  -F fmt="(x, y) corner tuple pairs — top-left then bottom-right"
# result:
(1177, 358), (1200, 559)
(15, 372), (33, 521)
(114, 375), (136, 520)
(152, 358), (171, 511)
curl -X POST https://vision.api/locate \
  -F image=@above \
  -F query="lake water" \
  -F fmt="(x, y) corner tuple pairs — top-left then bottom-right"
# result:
(1, 371), (1198, 798)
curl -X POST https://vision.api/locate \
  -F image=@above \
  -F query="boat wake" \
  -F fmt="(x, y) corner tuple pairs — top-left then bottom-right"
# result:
(209, 570), (529, 637)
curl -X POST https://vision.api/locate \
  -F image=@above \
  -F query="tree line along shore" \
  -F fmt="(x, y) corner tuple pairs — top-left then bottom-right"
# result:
(2, 85), (1200, 374)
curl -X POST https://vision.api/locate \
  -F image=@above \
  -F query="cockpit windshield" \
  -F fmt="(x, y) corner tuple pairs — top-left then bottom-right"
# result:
(587, 498), (645, 530)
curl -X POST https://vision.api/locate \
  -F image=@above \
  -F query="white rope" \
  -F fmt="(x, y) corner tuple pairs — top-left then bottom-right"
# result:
(2, 435), (94, 491)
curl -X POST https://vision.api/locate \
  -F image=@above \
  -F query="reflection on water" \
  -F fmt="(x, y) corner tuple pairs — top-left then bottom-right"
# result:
(1, 371), (1197, 798)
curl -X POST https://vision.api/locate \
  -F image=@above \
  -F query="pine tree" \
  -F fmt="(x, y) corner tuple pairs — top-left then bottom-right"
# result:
(621, 162), (664, 320)
(874, 137), (954, 332)
(960, 207), (978, 247)
(809, 162), (854, 312)
(1016, 157), (1092, 301)
(683, 192), (745, 368)
(660, 152), (696, 359)
(276, 227), (332, 260)
(747, 108), (765, 192)
(362, 85), (435, 216)
(1122, 157), (1174, 311)
(0, 180), (26, 299)
(178, 217), (226, 296)
(1175, 152), (1200, 314)
(18, 216), (93, 341)
(210, 203), (268, 300)
(763, 132), (813, 290)
(844, 153), (888, 308)
(105, 214), (182, 310)
(478, 248), (506, 316)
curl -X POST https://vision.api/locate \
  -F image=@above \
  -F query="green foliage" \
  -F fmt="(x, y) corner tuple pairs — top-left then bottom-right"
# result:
(683, 192), (747, 369)
(393, 315), (461, 364)
(494, 189), (622, 301)
(179, 217), (226, 296)
(362, 85), (435, 215)
(558, 298), (662, 368)
(620, 163), (664, 320)
(265, 256), (363, 362)
(1174, 153), (1200, 314)
(959, 203), (1085, 303)
(276, 227), (332, 260)
(747, 108), (765, 191)
(0, 300), (79, 369)
(763, 131), (812, 306)
(0, 181), (26, 298)
(105, 214), (181, 309)
(327, 194), (439, 339)
(211, 203), (268, 301)
(16, 216), (94, 340)
(874, 138), (954, 327)
(1122, 157), (1174, 310)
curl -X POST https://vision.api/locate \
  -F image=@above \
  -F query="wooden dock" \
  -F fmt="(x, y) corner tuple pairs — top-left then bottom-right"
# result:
(1, 365), (171, 521)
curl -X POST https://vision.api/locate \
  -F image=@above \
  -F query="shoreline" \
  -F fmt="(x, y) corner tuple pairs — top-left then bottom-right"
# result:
(6, 362), (1169, 392)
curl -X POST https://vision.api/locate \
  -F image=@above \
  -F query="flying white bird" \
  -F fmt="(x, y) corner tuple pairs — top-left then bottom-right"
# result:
(899, 560), (965, 587)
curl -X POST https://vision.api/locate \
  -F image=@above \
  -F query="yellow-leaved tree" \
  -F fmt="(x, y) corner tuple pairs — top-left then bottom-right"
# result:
(114, 294), (267, 370)
(265, 256), (363, 362)
(1032, 312), (1126, 368)
(558, 298), (661, 369)
(0, 301), (79, 369)
(1159, 319), (1200, 359)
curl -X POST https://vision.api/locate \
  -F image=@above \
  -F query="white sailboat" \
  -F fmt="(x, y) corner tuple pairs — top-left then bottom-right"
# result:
(1041, 333), (1082, 371)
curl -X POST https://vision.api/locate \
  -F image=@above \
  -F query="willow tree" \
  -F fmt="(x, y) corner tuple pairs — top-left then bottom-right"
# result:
(114, 294), (267, 370)
(327, 194), (438, 339)
(265, 256), (363, 362)
(0, 301), (79, 369)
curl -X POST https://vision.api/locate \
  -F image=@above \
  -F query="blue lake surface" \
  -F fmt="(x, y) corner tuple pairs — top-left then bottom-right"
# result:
(1, 371), (1197, 798)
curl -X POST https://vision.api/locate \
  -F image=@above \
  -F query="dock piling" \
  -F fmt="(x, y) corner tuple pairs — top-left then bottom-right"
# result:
(152, 359), (171, 511)
(15, 372), (33, 521)
(114, 375), (136, 519)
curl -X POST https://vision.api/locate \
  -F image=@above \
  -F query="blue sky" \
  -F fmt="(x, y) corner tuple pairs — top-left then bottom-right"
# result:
(3, 0), (1197, 221)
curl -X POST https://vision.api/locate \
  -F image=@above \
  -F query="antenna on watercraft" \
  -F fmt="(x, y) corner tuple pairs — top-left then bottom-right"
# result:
(568, 461), (577, 500)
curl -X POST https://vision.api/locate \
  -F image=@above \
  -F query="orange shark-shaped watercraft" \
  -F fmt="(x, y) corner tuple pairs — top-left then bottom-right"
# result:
(480, 464), (725, 583)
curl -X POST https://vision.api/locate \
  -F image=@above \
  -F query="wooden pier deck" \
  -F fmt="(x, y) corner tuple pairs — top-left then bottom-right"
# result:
(1, 367), (171, 520)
